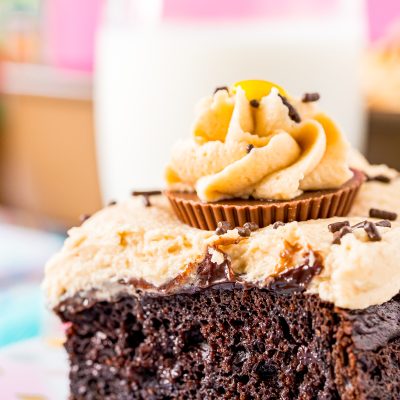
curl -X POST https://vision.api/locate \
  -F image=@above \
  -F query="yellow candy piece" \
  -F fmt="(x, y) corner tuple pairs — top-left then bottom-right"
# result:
(232, 79), (287, 101)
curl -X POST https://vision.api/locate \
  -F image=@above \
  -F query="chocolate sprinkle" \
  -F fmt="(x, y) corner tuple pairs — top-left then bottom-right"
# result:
(302, 92), (320, 102)
(79, 214), (91, 223)
(332, 226), (352, 245)
(278, 94), (301, 123)
(369, 208), (397, 221)
(364, 221), (382, 242)
(132, 190), (162, 208)
(352, 220), (367, 230)
(108, 200), (117, 206)
(216, 221), (232, 236)
(272, 221), (285, 229)
(375, 220), (392, 228)
(213, 86), (229, 94)
(243, 222), (259, 232)
(132, 190), (162, 197)
(246, 144), (254, 154)
(353, 219), (391, 230)
(366, 175), (391, 184)
(328, 220), (350, 233)
(142, 196), (151, 207)
(250, 99), (260, 108)
(237, 227), (251, 237)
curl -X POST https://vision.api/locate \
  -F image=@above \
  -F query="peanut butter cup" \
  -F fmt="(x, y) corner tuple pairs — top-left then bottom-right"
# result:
(166, 169), (364, 230)
(166, 80), (364, 230)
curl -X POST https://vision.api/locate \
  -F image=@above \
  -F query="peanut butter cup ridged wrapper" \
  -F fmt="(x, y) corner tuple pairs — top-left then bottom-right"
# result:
(166, 169), (365, 230)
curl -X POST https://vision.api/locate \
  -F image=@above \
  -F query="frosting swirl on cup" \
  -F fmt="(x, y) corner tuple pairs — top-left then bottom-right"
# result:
(166, 83), (352, 202)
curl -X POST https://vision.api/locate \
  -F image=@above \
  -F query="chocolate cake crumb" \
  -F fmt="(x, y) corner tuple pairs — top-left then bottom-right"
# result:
(367, 174), (391, 183)
(79, 214), (91, 223)
(328, 220), (350, 233)
(249, 99), (260, 108)
(375, 220), (391, 228)
(364, 221), (382, 242)
(246, 144), (254, 153)
(332, 226), (352, 245)
(243, 222), (259, 232)
(216, 221), (232, 235)
(214, 86), (229, 94)
(369, 208), (397, 221)
(302, 92), (320, 102)
(278, 94), (301, 123)
(237, 227), (251, 237)
(272, 221), (285, 229)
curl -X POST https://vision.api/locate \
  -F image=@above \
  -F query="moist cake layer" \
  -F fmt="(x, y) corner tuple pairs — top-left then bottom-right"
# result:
(58, 287), (400, 400)
(44, 183), (400, 310)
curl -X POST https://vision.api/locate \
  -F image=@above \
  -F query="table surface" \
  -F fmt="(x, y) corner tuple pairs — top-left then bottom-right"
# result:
(0, 338), (68, 400)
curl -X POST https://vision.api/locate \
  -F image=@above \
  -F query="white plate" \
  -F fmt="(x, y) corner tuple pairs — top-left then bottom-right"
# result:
(0, 338), (68, 400)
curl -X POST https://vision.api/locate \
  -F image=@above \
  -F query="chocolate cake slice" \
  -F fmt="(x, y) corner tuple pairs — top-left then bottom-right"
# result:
(58, 286), (400, 400)
(43, 195), (400, 400)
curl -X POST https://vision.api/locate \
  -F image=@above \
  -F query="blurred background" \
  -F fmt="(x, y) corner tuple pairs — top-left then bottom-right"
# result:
(0, 0), (399, 349)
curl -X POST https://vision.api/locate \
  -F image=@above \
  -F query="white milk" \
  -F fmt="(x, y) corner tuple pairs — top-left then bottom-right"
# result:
(95, 0), (366, 201)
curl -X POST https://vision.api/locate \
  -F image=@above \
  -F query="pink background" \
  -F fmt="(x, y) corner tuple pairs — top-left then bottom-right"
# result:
(44, 0), (400, 72)
(367, 0), (400, 41)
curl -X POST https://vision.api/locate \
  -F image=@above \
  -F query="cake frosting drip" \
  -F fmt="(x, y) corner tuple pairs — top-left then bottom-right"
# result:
(44, 186), (400, 310)
(166, 86), (352, 201)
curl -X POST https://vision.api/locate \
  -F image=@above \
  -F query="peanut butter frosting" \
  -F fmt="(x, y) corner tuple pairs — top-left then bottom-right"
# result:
(349, 149), (400, 217)
(44, 183), (400, 310)
(166, 84), (352, 202)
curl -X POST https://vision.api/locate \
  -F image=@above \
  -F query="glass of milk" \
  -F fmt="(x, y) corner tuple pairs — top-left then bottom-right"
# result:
(95, 0), (367, 202)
